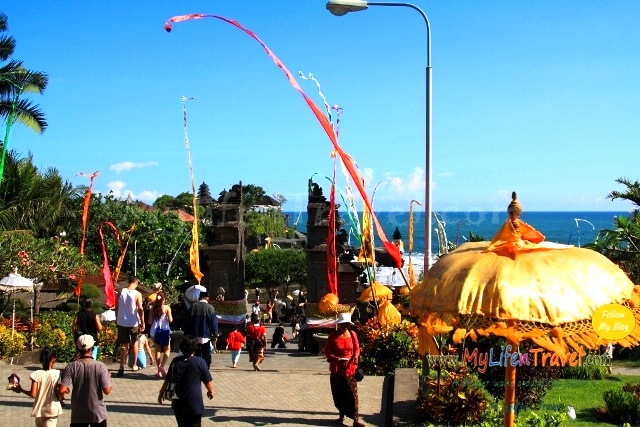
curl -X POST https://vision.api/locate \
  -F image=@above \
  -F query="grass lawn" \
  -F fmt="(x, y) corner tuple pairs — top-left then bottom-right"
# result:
(528, 375), (640, 426)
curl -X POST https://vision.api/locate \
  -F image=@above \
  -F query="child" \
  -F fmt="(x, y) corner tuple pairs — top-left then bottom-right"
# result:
(252, 339), (265, 371)
(13, 347), (63, 426)
(128, 334), (154, 370)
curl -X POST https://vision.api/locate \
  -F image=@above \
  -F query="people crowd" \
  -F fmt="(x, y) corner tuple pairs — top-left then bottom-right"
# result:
(9, 281), (368, 426)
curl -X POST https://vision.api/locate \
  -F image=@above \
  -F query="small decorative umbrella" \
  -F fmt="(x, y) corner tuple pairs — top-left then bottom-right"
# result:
(377, 299), (401, 326)
(411, 193), (640, 427)
(319, 292), (339, 314)
(358, 282), (393, 303)
(0, 271), (35, 336)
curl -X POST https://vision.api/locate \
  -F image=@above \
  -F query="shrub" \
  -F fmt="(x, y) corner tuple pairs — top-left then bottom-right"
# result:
(418, 365), (493, 426)
(35, 311), (76, 362)
(522, 409), (568, 427)
(603, 383), (640, 424)
(0, 324), (27, 358)
(561, 363), (608, 380)
(97, 322), (118, 361)
(358, 319), (419, 376)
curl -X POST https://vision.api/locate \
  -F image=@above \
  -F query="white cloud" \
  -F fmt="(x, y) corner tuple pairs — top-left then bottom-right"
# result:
(109, 161), (158, 174)
(137, 190), (162, 202)
(106, 181), (131, 199)
(104, 181), (160, 203)
(387, 167), (425, 194)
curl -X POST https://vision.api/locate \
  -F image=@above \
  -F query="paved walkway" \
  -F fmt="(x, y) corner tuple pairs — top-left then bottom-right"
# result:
(0, 325), (386, 427)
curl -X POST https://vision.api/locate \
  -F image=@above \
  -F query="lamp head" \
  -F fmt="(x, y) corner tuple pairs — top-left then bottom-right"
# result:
(326, 0), (368, 16)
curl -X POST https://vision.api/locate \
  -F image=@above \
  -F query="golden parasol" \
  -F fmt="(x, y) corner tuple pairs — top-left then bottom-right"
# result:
(358, 282), (393, 303)
(319, 292), (340, 314)
(377, 299), (401, 326)
(411, 192), (640, 427)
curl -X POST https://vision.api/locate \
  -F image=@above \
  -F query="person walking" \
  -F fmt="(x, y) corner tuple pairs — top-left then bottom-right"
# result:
(148, 290), (173, 377)
(12, 347), (63, 426)
(115, 276), (145, 377)
(325, 313), (364, 427)
(72, 299), (103, 359)
(225, 324), (246, 368)
(246, 313), (267, 370)
(158, 335), (214, 427)
(185, 291), (218, 369)
(266, 300), (274, 324)
(57, 335), (113, 427)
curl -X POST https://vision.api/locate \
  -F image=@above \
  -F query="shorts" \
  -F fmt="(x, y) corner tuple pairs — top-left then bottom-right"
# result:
(154, 328), (171, 347)
(117, 325), (140, 345)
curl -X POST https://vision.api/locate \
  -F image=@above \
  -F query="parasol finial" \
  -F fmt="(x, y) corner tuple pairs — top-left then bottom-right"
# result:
(507, 191), (522, 218)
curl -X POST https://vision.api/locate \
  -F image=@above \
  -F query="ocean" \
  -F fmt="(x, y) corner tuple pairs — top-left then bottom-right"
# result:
(286, 210), (628, 258)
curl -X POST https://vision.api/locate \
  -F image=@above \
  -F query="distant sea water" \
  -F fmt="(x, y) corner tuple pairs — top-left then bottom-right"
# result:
(285, 211), (629, 256)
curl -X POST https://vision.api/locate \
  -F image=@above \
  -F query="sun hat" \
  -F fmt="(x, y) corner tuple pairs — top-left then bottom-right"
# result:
(336, 313), (353, 325)
(77, 334), (95, 350)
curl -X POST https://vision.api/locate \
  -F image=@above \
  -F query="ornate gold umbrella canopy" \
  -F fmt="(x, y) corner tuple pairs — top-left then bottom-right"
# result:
(410, 193), (640, 427)
(358, 282), (393, 303)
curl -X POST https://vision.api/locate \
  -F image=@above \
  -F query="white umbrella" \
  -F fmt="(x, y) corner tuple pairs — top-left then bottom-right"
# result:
(0, 272), (34, 336)
(184, 284), (206, 303)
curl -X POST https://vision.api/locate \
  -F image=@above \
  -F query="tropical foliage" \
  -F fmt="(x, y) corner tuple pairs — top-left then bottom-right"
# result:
(587, 177), (640, 284)
(0, 13), (49, 133)
(358, 318), (419, 375)
(245, 248), (306, 296)
(0, 150), (79, 236)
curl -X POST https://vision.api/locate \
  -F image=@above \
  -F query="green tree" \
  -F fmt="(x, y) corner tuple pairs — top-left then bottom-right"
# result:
(0, 150), (79, 237)
(240, 184), (266, 209)
(607, 177), (640, 220)
(0, 13), (48, 133)
(0, 231), (94, 314)
(74, 193), (193, 290)
(245, 249), (306, 297)
(586, 178), (640, 284)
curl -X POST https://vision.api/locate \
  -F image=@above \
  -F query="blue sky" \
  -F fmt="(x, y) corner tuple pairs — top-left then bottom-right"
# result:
(3, 1), (639, 213)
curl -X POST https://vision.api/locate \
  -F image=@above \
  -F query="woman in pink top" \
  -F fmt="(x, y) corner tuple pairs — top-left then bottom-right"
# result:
(324, 313), (364, 427)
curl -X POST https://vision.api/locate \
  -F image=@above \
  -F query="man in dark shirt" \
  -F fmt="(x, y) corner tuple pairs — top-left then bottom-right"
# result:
(186, 291), (218, 368)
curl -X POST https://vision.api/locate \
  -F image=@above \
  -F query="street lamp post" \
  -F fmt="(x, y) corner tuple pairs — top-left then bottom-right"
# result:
(134, 228), (163, 277)
(326, 0), (432, 271)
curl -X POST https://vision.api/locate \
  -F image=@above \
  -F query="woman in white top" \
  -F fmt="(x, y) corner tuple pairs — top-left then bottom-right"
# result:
(148, 290), (173, 378)
(12, 347), (63, 426)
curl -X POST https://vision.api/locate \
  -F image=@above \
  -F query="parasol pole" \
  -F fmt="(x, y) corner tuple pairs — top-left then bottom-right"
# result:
(11, 292), (16, 337)
(503, 335), (517, 427)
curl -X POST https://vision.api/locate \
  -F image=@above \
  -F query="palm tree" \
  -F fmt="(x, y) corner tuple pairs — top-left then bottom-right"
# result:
(607, 177), (640, 220)
(586, 177), (640, 283)
(0, 13), (48, 133)
(0, 150), (80, 237)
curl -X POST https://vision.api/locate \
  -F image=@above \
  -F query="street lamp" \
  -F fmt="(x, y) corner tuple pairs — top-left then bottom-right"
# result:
(326, 0), (433, 271)
(134, 228), (163, 276)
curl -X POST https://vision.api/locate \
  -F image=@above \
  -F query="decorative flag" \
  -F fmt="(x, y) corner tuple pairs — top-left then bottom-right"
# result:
(181, 96), (204, 283)
(78, 171), (99, 255)
(358, 201), (375, 265)
(165, 14), (402, 269)
(326, 155), (338, 296)
(408, 199), (422, 288)
(113, 225), (135, 287)
(99, 221), (120, 308)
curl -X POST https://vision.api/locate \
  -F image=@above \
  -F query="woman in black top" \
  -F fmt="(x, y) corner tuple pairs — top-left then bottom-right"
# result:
(72, 299), (102, 341)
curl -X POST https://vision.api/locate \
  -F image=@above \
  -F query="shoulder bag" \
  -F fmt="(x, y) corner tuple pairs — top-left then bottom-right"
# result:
(349, 330), (365, 382)
(161, 358), (184, 400)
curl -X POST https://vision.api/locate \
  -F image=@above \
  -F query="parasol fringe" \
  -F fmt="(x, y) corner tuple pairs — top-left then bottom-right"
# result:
(452, 328), (467, 344)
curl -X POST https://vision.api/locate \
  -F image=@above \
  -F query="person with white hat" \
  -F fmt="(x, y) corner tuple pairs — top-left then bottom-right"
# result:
(324, 313), (364, 427)
(57, 335), (113, 426)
